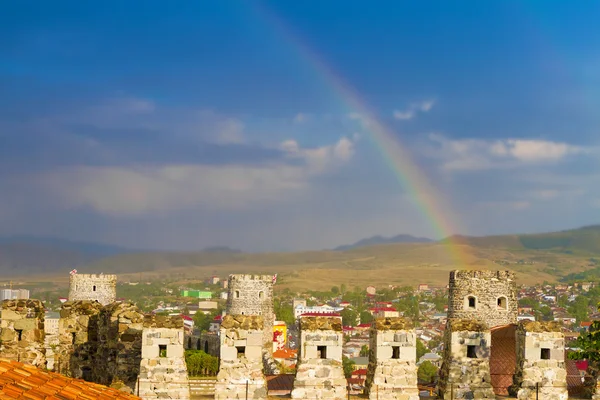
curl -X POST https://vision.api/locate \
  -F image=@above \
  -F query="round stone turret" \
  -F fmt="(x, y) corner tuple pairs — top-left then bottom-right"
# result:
(68, 273), (117, 306)
(226, 274), (274, 346)
(447, 270), (517, 328)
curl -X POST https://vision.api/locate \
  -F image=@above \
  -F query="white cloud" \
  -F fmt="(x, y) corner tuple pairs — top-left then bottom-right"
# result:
(38, 136), (357, 216)
(393, 100), (436, 120)
(293, 113), (309, 123)
(426, 134), (587, 171)
(393, 110), (415, 120)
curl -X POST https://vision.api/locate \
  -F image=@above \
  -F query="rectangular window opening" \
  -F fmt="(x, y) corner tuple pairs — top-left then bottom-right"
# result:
(541, 348), (550, 360)
(72, 332), (77, 345)
(159, 344), (167, 358)
(236, 346), (246, 358)
(468, 297), (476, 308)
(317, 345), (327, 359)
(467, 345), (477, 358)
(392, 346), (400, 359)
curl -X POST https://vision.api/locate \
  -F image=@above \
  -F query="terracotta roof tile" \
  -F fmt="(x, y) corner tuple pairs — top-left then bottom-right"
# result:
(0, 358), (140, 399)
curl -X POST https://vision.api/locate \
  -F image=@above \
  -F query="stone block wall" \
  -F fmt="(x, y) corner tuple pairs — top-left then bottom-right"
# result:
(511, 321), (568, 400)
(68, 273), (117, 306)
(198, 332), (220, 357)
(364, 317), (419, 400)
(215, 315), (267, 400)
(438, 319), (496, 399)
(0, 299), (46, 368)
(226, 274), (274, 346)
(448, 270), (518, 328)
(136, 315), (190, 400)
(56, 300), (103, 378)
(95, 302), (144, 390)
(291, 316), (347, 400)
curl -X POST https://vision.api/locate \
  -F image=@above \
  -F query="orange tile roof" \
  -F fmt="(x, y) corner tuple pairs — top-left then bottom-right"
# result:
(0, 358), (140, 399)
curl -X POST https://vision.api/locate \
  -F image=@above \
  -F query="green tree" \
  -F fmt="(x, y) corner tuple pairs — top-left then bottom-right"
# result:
(185, 350), (219, 376)
(340, 308), (358, 326)
(193, 309), (221, 332)
(360, 311), (374, 325)
(340, 284), (347, 295)
(342, 356), (355, 378)
(568, 296), (590, 323)
(416, 339), (428, 360)
(360, 345), (369, 357)
(417, 361), (438, 383)
(274, 299), (295, 325)
(331, 286), (340, 295)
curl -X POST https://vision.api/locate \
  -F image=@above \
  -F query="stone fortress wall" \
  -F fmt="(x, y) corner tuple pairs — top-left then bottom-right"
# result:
(0, 299), (46, 368)
(136, 315), (190, 400)
(364, 317), (419, 400)
(215, 315), (267, 400)
(68, 273), (117, 306)
(291, 316), (348, 400)
(438, 319), (496, 399)
(0, 269), (590, 399)
(448, 270), (518, 328)
(511, 321), (568, 400)
(226, 274), (274, 346)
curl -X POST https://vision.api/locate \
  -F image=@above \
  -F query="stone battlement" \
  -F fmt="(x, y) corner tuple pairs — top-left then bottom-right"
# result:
(299, 316), (343, 332)
(70, 273), (118, 281)
(228, 274), (274, 282)
(450, 270), (515, 281)
(143, 314), (184, 329)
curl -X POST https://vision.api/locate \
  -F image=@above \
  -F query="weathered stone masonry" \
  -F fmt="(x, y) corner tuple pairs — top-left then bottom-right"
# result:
(215, 315), (267, 400)
(448, 270), (518, 328)
(227, 274), (274, 347)
(56, 300), (103, 379)
(438, 319), (496, 399)
(0, 299), (46, 368)
(365, 317), (419, 400)
(68, 273), (117, 306)
(291, 316), (348, 400)
(136, 315), (190, 400)
(510, 321), (568, 400)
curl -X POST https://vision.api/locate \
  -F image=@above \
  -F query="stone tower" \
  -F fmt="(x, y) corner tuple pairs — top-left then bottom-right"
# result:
(0, 299), (46, 368)
(448, 270), (517, 328)
(68, 273), (117, 306)
(226, 274), (274, 346)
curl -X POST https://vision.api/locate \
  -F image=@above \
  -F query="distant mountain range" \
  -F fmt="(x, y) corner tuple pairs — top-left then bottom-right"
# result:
(1, 224), (600, 277)
(333, 234), (433, 251)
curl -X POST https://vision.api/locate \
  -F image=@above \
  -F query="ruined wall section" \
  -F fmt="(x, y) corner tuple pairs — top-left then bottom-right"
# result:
(95, 302), (144, 391)
(226, 274), (274, 347)
(0, 299), (46, 368)
(215, 315), (267, 400)
(291, 316), (347, 400)
(364, 318), (419, 400)
(510, 321), (568, 400)
(68, 273), (117, 306)
(448, 270), (518, 328)
(136, 315), (190, 400)
(437, 319), (496, 399)
(57, 300), (103, 378)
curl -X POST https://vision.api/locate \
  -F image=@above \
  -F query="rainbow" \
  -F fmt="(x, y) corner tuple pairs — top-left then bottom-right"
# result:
(252, 4), (471, 268)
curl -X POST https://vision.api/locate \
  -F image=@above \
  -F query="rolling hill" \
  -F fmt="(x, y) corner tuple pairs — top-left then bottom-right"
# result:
(333, 234), (433, 250)
(1, 225), (600, 290)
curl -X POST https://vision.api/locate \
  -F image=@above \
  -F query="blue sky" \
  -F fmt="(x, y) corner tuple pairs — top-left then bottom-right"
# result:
(1, 1), (599, 251)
